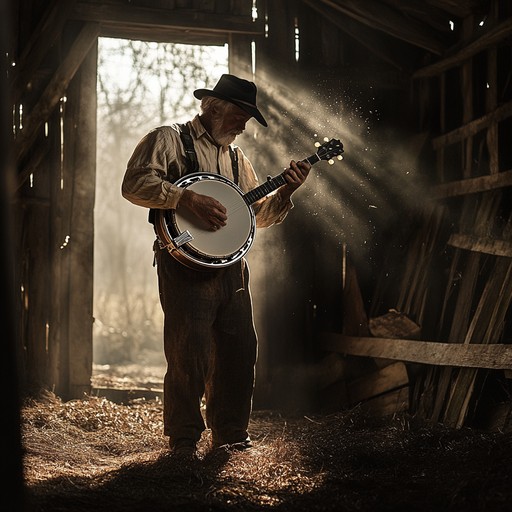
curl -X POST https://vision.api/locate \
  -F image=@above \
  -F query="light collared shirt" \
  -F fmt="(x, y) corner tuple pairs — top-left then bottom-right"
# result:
(122, 115), (293, 228)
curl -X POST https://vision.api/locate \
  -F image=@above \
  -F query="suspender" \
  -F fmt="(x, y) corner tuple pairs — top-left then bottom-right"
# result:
(149, 123), (240, 225)
(229, 144), (239, 186)
(178, 122), (199, 173)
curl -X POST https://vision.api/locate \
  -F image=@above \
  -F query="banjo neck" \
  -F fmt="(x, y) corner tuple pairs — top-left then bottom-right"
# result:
(243, 152), (324, 206)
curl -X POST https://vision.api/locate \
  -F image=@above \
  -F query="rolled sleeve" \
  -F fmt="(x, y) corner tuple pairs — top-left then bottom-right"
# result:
(254, 192), (294, 228)
(122, 127), (185, 210)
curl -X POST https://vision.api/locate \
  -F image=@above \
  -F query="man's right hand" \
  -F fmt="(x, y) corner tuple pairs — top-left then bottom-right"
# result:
(178, 189), (227, 231)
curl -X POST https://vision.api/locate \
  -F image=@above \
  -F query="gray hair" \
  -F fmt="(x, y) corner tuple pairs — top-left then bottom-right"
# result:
(200, 96), (239, 116)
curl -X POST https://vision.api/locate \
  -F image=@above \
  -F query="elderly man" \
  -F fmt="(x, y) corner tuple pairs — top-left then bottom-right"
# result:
(122, 74), (311, 458)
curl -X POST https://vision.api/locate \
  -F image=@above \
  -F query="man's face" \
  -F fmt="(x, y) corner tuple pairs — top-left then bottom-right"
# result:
(211, 105), (252, 146)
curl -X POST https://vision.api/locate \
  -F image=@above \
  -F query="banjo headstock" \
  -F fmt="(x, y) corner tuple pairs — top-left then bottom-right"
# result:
(315, 138), (344, 163)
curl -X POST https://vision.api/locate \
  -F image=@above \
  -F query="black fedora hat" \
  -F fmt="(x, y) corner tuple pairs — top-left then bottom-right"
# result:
(194, 74), (268, 127)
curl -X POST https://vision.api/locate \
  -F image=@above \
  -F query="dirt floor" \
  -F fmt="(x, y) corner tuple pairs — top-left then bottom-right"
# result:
(20, 364), (512, 512)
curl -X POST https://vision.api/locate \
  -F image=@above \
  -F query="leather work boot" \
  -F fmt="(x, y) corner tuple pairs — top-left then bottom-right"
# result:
(169, 438), (197, 460)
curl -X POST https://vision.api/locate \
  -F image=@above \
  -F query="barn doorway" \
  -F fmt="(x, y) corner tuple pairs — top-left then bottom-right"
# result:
(92, 38), (229, 394)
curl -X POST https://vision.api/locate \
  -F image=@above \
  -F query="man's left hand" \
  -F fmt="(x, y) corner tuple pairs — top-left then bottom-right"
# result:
(280, 160), (311, 199)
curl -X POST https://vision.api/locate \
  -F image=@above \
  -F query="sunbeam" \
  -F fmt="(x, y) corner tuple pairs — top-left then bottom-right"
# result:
(233, 69), (431, 409)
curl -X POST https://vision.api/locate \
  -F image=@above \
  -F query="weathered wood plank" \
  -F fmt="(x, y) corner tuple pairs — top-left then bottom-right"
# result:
(380, 0), (452, 34)
(447, 233), (512, 257)
(314, 0), (446, 54)
(397, 204), (444, 323)
(443, 256), (512, 427)
(422, 0), (477, 18)
(487, 44), (499, 174)
(16, 144), (49, 191)
(302, 0), (406, 71)
(432, 169), (512, 198)
(414, 16), (512, 78)
(63, 37), (97, 400)
(71, 0), (264, 36)
(461, 21), (473, 178)
(319, 333), (512, 370)
(228, 33), (253, 78)
(430, 250), (481, 422)
(14, 22), (100, 167)
(96, 27), (227, 46)
(369, 310), (420, 368)
(444, 260), (512, 428)
(23, 203), (51, 390)
(259, 0), (296, 67)
(431, 99), (512, 150)
(10, 0), (77, 104)
(48, 105), (66, 397)
(348, 361), (409, 405)
(430, 195), (501, 423)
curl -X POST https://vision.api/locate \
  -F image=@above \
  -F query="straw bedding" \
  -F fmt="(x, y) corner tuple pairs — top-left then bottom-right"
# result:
(22, 390), (512, 511)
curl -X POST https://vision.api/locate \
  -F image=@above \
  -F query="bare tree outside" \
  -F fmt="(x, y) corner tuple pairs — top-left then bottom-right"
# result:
(94, 38), (228, 368)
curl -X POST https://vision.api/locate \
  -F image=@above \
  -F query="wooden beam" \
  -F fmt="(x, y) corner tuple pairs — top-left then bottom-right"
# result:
(10, 0), (77, 104)
(316, 0), (447, 54)
(319, 333), (512, 370)
(432, 99), (512, 149)
(97, 26), (228, 46)
(16, 144), (49, 190)
(432, 169), (512, 198)
(443, 253), (512, 427)
(71, 0), (264, 36)
(63, 37), (98, 400)
(13, 22), (100, 166)
(447, 233), (512, 257)
(302, 0), (407, 71)
(414, 16), (512, 78)
(382, 0), (454, 34)
(423, 0), (481, 18)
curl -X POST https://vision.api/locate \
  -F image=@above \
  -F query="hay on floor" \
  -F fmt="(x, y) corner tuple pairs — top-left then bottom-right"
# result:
(22, 390), (512, 511)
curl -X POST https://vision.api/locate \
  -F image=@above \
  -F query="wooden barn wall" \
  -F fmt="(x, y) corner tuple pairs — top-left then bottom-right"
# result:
(320, 0), (512, 430)
(412, 1), (512, 429)
(10, 0), (512, 430)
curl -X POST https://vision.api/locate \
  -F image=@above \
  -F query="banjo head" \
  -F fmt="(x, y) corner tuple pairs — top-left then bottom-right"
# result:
(163, 173), (256, 269)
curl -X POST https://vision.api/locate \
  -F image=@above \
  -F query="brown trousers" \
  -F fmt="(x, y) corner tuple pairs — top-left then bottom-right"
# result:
(154, 243), (258, 446)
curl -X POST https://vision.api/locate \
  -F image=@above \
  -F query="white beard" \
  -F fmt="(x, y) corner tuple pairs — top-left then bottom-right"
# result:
(211, 120), (238, 147)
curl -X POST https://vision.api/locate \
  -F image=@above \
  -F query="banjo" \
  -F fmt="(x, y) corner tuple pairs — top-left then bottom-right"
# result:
(154, 138), (344, 271)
